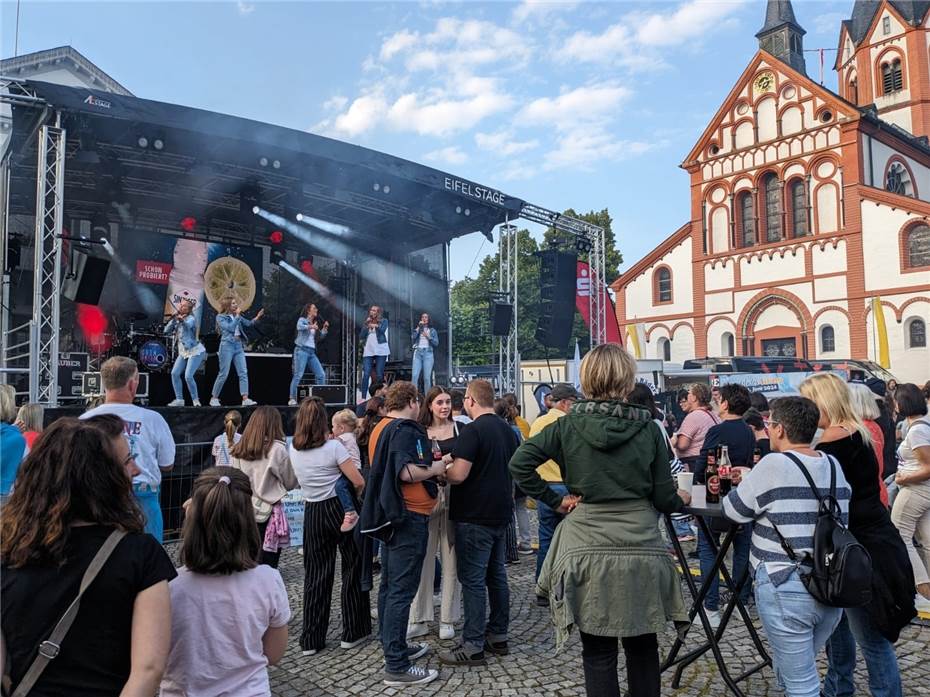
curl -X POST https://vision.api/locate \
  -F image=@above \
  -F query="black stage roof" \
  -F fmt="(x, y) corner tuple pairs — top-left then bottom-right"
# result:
(6, 80), (525, 258)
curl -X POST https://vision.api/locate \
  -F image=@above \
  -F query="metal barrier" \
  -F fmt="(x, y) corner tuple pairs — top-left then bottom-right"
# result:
(159, 440), (215, 543)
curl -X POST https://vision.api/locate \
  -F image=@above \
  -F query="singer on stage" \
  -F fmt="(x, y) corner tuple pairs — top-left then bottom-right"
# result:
(288, 303), (329, 405)
(411, 312), (438, 394)
(211, 298), (264, 407)
(359, 304), (389, 398)
(164, 299), (207, 407)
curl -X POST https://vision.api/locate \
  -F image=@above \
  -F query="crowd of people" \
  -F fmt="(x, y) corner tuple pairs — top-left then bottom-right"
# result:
(1, 351), (929, 697)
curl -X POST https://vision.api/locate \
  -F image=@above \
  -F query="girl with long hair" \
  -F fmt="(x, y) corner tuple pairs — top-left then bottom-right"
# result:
(356, 396), (385, 469)
(212, 410), (243, 466)
(359, 305), (389, 399)
(164, 298), (207, 407)
(14, 402), (44, 452)
(1, 417), (175, 697)
(799, 373), (913, 697)
(0, 384), (25, 502)
(407, 386), (462, 642)
(288, 303), (329, 406)
(228, 406), (297, 568)
(160, 467), (290, 696)
(289, 397), (369, 655)
(211, 297), (264, 407)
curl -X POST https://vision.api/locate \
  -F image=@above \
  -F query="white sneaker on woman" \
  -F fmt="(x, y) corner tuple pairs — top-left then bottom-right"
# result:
(241, 398), (257, 406)
(406, 623), (429, 640)
(209, 397), (221, 407)
(439, 623), (455, 640)
(167, 398), (185, 407)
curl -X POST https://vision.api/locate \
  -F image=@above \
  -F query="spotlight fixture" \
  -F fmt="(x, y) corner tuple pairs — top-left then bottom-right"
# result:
(137, 136), (148, 148)
(382, 185), (391, 194)
(574, 236), (593, 254)
(252, 206), (260, 215)
(259, 157), (268, 167)
(300, 259), (314, 275)
(153, 138), (164, 151)
(269, 230), (284, 244)
(179, 217), (197, 232)
(272, 160), (281, 169)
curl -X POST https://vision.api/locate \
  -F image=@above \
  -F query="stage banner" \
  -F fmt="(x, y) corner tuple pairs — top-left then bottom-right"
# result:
(575, 261), (623, 344)
(712, 371), (840, 394)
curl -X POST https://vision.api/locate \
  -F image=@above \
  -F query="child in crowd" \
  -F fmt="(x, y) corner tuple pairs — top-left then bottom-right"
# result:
(160, 467), (290, 697)
(212, 410), (242, 465)
(331, 408), (362, 531)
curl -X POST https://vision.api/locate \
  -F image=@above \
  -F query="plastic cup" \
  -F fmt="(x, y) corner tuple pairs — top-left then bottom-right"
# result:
(677, 472), (694, 493)
(691, 485), (707, 508)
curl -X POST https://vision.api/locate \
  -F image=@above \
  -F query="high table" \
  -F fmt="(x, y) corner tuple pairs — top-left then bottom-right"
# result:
(662, 504), (771, 696)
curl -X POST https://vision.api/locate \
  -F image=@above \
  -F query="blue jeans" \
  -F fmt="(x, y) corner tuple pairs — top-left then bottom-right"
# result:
(378, 511), (429, 673)
(334, 475), (356, 514)
(289, 346), (326, 399)
(536, 483), (568, 581)
(755, 565), (842, 697)
(213, 341), (248, 397)
(170, 351), (205, 402)
(698, 520), (752, 610)
(133, 485), (163, 543)
(823, 608), (903, 697)
(361, 355), (387, 398)
(455, 521), (510, 655)
(411, 348), (434, 394)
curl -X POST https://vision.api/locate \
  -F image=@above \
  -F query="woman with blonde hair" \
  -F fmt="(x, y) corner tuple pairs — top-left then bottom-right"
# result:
(510, 343), (690, 697)
(799, 373), (912, 697)
(210, 297), (264, 407)
(212, 410), (243, 466)
(14, 402), (43, 452)
(847, 383), (889, 507)
(0, 384), (26, 502)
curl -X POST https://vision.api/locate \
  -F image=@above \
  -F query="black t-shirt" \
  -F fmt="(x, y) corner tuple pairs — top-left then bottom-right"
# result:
(696, 418), (756, 483)
(2, 525), (177, 697)
(450, 413), (519, 525)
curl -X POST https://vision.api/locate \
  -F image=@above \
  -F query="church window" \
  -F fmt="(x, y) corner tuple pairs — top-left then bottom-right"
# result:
(763, 174), (782, 242)
(820, 325), (835, 353)
(882, 16), (891, 34)
(882, 58), (903, 94)
(905, 223), (930, 268)
(906, 318), (926, 349)
(789, 179), (809, 237)
(738, 191), (756, 247)
(849, 78), (858, 104)
(654, 267), (672, 304)
(722, 332), (735, 357)
(886, 162), (914, 197)
(657, 337), (672, 361)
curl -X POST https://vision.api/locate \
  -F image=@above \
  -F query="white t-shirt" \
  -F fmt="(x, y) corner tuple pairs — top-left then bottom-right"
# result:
(160, 565), (290, 697)
(289, 439), (351, 502)
(898, 418), (930, 473)
(212, 432), (242, 466)
(363, 327), (390, 357)
(81, 403), (175, 488)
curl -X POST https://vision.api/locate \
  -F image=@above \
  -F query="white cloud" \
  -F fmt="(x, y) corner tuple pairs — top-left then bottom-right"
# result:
(518, 84), (632, 130)
(560, 23), (638, 66)
(236, 1), (255, 16)
(332, 95), (389, 137)
(424, 146), (468, 165)
(380, 30), (418, 61)
(322, 95), (348, 112)
(474, 130), (539, 156)
(543, 127), (657, 171)
(387, 90), (514, 137)
(634, 0), (745, 47)
(512, 0), (577, 24)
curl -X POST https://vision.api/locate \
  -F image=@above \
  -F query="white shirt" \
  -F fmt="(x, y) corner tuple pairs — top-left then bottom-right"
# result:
(289, 440), (351, 502)
(81, 403), (175, 488)
(898, 418), (930, 473)
(212, 432), (242, 466)
(417, 332), (429, 349)
(363, 327), (390, 357)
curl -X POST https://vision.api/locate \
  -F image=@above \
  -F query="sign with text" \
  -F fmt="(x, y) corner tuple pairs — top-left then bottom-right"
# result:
(443, 177), (506, 206)
(135, 259), (172, 285)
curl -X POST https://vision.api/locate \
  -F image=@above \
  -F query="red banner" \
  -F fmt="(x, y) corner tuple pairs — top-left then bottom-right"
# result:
(576, 261), (623, 344)
(135, 259), (172, 285)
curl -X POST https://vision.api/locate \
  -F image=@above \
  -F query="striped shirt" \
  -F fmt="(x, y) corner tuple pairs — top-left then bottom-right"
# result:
(722, 450), (851, 586)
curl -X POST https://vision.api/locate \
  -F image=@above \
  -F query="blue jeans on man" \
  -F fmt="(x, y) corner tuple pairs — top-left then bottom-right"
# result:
(411, 348), (434, 394)
(170, 352), (205, 403)
(697, 520), (752, 610)
(378, 511), (429, 673)
(289, 346), (326, 400)
(133, 484), (163, 543)
(213, 341), (249, 397)
(823, 608), (903, 697)
(536, 482), (569, 580)
(455, 521), (510, 655)
(361, 355), (387, 398)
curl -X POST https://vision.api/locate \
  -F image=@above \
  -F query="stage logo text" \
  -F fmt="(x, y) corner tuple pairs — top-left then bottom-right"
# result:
(135, 260), (172, 285)
(444, 177), (506, 206)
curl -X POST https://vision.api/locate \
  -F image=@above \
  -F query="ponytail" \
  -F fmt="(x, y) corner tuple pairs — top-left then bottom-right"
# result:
(224, 410), (243, 449)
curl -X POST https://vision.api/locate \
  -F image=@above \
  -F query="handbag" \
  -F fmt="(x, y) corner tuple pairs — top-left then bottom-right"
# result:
(230, 457), (275, 523)
(6, 530), (126, 697)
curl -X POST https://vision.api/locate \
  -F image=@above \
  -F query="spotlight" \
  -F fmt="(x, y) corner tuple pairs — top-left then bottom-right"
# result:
(179, 217), (197, 232)
(383, 185), (391, 194)
(153, 138), (164, 151)
(270, 249), (285, 266)
(259, 157), (268, 167)
(456, 206), (462, 214)
(300, 259), (314, 275)
(269, 230), (284, 244)
(373, 183), (381, 192)
(295, 213), (304, 222)
(137, 136), (148, 148)
(272, 160), (281, 169)
(464, 208), (470, 216)
(252, 206), (260, 215)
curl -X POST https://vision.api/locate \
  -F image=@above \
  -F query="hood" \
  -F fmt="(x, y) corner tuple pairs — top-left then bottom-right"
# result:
(564, 400), (653, 451)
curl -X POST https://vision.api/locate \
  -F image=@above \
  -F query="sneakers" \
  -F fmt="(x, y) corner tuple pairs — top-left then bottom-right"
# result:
(167, 398), (185, 407)
(340, 511), (359, 532)
(383, 666), (439, 686)
(407, 642), (430, 660)
(302, 649), (318, 656)
(438, 647), (487, 666)
(288, 398), (297, 406)
(693, 608), (721, 630)
(915, 594), (930, 615)
(439, 623), (455, 640)
(192, 399), (201, 407)
(516, 542), (535, 555)
(406, 622), (429, 640)
(340, 635), (370, 649)
(209, 397), (221, 407)
(241, 398), (257, 406)
(483, 639), (509, 656)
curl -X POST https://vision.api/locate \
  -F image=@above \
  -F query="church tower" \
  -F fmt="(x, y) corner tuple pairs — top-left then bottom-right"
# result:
(756, 0), (807, 74)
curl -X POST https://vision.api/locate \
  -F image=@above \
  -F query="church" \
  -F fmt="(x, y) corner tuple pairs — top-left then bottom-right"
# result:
(612, 0), (930, 383)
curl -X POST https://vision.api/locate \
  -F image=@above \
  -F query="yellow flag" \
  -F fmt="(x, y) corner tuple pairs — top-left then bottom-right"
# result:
(872, 297), (890, 369)
(625, 323), (646, 359)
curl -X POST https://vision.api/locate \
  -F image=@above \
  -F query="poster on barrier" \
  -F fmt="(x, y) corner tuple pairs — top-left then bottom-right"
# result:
(282, 490), (305, 547)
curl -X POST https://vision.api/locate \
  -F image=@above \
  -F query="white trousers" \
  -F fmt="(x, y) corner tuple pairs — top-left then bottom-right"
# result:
(890, 477), (930, 587)
(409, 487), (461, 624)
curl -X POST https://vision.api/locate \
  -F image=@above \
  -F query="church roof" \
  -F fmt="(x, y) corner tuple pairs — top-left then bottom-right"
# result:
(845, 0), (930, 44)
(756, 0), (805, 37)
(0, 46), (132, 96)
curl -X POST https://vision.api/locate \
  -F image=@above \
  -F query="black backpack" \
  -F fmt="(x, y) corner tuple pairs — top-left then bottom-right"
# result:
(770, 452), (872, 608)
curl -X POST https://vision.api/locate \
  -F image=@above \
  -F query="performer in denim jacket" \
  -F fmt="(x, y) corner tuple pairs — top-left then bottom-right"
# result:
(359, 305), (389, 398)
(289, 303), (329, 405)
(164, 299), (207, 407)
(210, 298), (264, 407)
(410, 313), (439, 394)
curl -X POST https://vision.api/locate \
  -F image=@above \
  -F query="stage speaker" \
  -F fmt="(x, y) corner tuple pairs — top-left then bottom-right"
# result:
(62, 251), (110, 305)
(535, 250), (577, 349)
(490, 302), (513, 336)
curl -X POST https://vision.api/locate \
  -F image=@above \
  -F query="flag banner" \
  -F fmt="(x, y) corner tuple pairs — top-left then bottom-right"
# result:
(872, 297), (891, 369)
(576, 261), (623, 344)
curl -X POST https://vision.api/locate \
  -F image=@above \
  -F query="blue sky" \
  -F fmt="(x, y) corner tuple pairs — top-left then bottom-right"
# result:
(2, 0), (852, 280)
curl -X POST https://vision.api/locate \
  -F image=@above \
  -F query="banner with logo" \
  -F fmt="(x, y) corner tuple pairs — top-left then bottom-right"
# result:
(711, 371), (834, 394)
(575, 261), (623, 344)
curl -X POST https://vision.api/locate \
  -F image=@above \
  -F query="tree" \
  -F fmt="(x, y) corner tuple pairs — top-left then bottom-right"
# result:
(542, 208), (622, 283)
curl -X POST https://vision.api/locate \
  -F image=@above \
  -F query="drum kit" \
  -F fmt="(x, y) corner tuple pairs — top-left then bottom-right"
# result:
(106, 312), (173, 372)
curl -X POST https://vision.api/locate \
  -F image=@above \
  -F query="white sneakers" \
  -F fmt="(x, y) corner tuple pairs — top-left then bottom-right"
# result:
(692, 608), (721, 630)
(192, 400), (201, 407)
(439, 623), (455, 640)
(340, 635), (370, 650)
(167, 399), (185, 407)
(241, 398), (257, 406)
(406, 623), (429, 640)
(288, 398), (297, 406)
(915, 594), (930, 616)
(209, 397), (221, 407)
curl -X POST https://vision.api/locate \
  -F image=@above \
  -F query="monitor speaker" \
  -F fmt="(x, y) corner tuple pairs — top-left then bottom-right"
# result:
(490, 302), (513, 336)
(62, 250), (110, 305)
(535, 250), (577, 349)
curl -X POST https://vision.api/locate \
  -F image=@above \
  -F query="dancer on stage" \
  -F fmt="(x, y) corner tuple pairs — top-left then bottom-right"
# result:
(211, 298), (264, 407)
(165, 299), (207, 407)
(411, 312), (438, 394)
(359, 304), (389, 398)
(288, 303), (329, 405)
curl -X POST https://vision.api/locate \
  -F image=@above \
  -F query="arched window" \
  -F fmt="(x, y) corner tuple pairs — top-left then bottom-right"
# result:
(762, 173), (782, 242)
(905, 223), (930, 268)
(820, 325), (836, 353)
(886, 162), (915, 198)
(848, 78), (858, 104)
(788, 178), (809, 237)
(721, 332), (735, 357)
(906, 318), (926, 348)
(882, 58), (903, 94)
(657, 337), (672, 361)
(654, 267), (672, 304)
(737, 191), (756, 247)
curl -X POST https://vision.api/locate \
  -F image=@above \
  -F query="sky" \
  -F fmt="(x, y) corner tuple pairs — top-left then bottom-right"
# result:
(1, 0), (853, 281)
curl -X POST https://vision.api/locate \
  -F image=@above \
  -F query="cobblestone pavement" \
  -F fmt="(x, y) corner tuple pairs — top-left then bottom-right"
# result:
(166, 537), (930, 697)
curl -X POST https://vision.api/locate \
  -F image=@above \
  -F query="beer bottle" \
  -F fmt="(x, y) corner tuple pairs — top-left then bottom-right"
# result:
(432, 439), (446, 486)
(718, 445), (732, 497)
(706, 445), (720, 504)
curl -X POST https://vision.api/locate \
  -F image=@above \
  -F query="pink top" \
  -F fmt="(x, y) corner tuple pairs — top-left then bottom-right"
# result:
(676, 408), (720, 458)
(160, 565), (290, 697)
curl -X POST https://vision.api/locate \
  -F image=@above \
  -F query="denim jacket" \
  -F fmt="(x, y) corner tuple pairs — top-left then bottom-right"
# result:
(216, 313), (254, 344)
(359, 318), (389, 345)
(296, 317), (328, 349)
(410, 326), (439, 352)
(164, 315), (200, 351)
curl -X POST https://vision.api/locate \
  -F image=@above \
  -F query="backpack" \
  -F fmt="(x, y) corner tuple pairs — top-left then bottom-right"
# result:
(770, 452), (873, 608)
